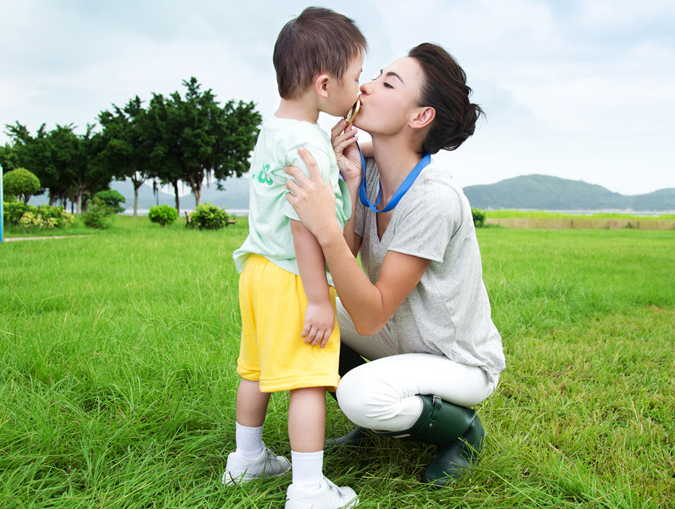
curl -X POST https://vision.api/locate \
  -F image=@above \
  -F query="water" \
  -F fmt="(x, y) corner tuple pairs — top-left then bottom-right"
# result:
(123, 208), (249, 217)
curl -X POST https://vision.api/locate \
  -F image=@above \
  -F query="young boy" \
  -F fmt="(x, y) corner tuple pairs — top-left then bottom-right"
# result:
(224, 7), (366, 509)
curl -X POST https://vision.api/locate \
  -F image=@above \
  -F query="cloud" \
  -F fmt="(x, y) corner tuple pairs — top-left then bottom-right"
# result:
(1, 0), (673, 195)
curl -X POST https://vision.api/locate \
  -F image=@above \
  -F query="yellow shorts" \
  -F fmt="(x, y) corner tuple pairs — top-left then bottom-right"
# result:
(237, 254), (340, 393)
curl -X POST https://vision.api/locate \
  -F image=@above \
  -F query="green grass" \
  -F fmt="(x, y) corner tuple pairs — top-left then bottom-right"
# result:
(485, 210), (675, 221)
(1, 217), (673, 508)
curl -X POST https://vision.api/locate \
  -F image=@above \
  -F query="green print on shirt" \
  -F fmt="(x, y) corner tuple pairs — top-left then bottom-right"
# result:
(253, 164), (273, 186)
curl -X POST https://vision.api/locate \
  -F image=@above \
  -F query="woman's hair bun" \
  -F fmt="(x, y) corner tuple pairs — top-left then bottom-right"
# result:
(409, 43), (484, 154)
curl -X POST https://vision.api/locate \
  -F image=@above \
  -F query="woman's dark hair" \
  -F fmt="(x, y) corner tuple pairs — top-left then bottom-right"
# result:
(408, 43), (484, 154)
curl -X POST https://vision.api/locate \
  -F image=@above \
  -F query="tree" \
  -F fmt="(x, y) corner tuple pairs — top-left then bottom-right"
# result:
(150, 78), (261, 208)
(3, 168), (41, 203)
(3, 122), (113, 210)
(40, 124), (111, 213)
(144, 92), (185, 213)
(93, 190), (126, 213)
(98, 97), (154, 216)
(0, 143), (19, 171)
(4, 123), (52, 201)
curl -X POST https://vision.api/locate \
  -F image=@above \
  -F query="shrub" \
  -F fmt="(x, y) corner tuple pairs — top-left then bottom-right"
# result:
(19, 212), (58, 231)
(3, 168), (41, 203)
(94, 190), (126, 214)
(188, 203), (229, 230)
(2, 202), (74, 231)
(3, 201), (31, 225)
(148, 205), (179, 227)
(36, 205), (75, 229)
(83, 200), (114, 229)
(472, 208), (486, 228)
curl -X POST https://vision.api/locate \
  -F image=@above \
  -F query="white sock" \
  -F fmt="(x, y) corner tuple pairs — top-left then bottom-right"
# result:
(235, 422), (264, 460)
(291, 450), (324, 491)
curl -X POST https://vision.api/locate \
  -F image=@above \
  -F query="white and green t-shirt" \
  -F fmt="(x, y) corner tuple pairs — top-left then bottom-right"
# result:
(233, 115), (351, 284)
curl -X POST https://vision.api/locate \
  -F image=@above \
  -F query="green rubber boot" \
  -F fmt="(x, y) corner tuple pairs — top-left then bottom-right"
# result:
(377, 395), (485, 487)
(421, 415), (484, 487)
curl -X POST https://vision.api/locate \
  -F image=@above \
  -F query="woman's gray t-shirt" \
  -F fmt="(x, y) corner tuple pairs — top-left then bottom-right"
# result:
(354, 158), (505, 384)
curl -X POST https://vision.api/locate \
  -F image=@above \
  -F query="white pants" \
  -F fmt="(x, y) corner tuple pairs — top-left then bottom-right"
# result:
(335, 300), (498, 432)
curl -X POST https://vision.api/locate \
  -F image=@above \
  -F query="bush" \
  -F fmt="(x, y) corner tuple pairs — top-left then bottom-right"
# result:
(19, 211), (58, 230)
(3, 168), (41, 203)
(3, 201), (31, 225)
(148, 205), (179, 227)
(472, 207), (486, 228)
(35, 205), (75, 229)
(94, 190), (126, 214)
(188, 203), (229, 230)
(2, 202), (74, 231)
(82, 200), (114, 229)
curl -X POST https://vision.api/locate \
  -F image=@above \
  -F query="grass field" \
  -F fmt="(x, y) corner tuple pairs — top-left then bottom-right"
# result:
(1, 216), (674, 508)
(484, 210), (675, 220)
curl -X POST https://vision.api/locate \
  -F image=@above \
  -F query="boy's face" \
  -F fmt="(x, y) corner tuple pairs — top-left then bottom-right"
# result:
(324, 53), (364, 118)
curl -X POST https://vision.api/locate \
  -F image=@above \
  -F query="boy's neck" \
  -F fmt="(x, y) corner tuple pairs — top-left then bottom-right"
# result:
(276, 96), (320, 124)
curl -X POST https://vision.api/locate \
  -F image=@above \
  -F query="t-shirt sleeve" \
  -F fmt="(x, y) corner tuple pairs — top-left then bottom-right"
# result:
(279, 144), (333, 221)
(386, 175), (462, 263)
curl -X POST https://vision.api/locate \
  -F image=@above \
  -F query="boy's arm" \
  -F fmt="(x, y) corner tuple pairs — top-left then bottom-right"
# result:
(290, 219), (335, 349)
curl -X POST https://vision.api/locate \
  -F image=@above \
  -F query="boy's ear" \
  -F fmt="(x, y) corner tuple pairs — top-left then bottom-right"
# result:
(314, 73), (330, 99)
(410, 106), (436, 130)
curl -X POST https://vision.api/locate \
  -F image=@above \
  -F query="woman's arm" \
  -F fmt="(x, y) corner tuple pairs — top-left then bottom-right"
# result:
(285, 148), (430, 335)
(323, 234), (429, 335)
(329, 120), (364, 256)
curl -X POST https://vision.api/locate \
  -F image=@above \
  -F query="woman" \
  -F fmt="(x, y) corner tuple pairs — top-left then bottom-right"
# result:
(284, 43), (505, 487)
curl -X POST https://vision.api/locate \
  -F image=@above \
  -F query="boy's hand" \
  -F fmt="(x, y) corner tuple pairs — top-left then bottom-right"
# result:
(302, 301), (336, 349)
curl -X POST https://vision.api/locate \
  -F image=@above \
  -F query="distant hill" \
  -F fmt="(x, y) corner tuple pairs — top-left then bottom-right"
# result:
(25, 173), (673, 213)
(463, 174), (675, 211)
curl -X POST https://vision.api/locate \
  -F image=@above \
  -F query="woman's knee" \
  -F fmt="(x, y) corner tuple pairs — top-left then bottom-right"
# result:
(335, 368), (371, 425)
(336, 366), (419, 430)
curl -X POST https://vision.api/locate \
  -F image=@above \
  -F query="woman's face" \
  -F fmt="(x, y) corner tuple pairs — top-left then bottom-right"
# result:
(354, 56), (425, 136)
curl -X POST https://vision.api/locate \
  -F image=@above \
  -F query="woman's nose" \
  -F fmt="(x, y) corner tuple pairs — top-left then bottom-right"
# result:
(360, 82), (371, 95)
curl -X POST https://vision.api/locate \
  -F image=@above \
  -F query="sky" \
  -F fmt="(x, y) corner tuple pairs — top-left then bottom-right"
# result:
(1, 0), (674, 195)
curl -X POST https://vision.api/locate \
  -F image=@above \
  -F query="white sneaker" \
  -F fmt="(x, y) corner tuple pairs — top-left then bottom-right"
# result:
(285, 476), (359, 508)
(222, 446), (291, 486)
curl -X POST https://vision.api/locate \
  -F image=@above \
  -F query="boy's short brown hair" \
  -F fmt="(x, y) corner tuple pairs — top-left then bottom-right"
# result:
(273, 7), (367, 100)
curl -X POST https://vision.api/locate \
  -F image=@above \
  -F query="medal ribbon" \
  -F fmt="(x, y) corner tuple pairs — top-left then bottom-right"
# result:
(358, 145), (431, 213)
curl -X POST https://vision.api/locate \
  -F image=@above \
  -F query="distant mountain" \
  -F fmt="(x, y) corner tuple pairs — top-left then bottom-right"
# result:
(463, 174), (675, 211)
(25, 173), (673, 213)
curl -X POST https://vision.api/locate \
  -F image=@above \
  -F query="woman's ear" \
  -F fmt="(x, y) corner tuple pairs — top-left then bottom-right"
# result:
(314, 74), (330, 99)
(410, 106), (436, 129)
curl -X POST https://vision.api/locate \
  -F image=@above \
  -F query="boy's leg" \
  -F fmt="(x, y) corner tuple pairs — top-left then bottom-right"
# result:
(223, 378), (290, 486)
(288, 386), (326, 452)
(235, 378), (270, 460)
(285, 387), (358, 508)
(237, 377), (271, 427)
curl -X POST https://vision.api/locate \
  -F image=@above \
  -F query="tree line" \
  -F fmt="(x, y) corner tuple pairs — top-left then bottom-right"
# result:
(0, 77), (261, 215)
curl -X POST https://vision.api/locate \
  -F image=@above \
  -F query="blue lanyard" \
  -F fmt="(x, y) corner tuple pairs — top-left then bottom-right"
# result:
(358, 144), (431, 213)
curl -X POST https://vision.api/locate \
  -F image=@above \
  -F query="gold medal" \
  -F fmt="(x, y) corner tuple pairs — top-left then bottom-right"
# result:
(344, 96), (361, 125)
